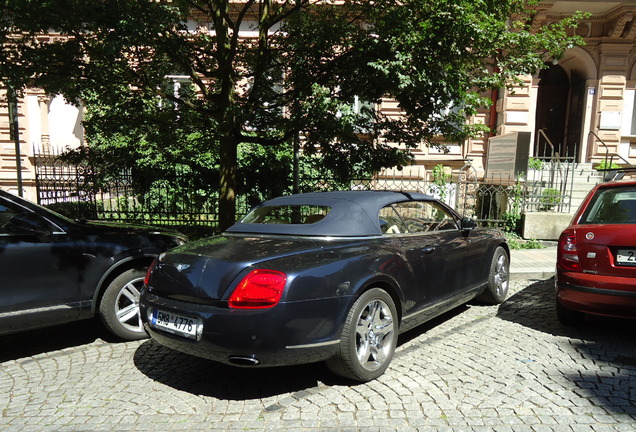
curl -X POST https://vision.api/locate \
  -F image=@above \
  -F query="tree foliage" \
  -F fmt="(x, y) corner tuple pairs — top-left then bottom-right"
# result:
(0, 0), (585, 229)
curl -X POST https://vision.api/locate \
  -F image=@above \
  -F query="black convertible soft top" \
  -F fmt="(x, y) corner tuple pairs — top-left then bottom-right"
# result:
(226, 190), (438, 237)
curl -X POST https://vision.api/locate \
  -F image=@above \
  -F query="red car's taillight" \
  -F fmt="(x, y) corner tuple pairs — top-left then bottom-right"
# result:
(229, 269), (287, 309)
(558, 231), (581, 272)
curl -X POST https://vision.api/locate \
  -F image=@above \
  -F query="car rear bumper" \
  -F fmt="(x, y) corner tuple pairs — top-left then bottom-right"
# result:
(140, 291), (344, 367)
(556, 270), (636, 319)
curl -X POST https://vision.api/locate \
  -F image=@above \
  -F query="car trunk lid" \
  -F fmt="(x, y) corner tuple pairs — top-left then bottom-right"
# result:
(574, 224), (636, 276)
(147, 234), (321, 304)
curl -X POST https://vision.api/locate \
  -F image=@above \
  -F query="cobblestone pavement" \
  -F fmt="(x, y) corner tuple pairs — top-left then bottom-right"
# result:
(1, 278), (635, 432)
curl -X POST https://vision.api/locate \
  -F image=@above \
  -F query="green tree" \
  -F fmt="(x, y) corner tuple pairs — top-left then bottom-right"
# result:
(0, 0), (584, 229)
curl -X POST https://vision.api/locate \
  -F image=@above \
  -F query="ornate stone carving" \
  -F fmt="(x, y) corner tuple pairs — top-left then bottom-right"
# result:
(575, 23), (590, 38)
(531, 12), (547, 34)
(610, 13), (633, 38)
(627, 19), (636, 40)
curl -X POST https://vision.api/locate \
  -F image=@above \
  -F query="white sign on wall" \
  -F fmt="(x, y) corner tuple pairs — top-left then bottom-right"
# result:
(599, 111), (622, 131)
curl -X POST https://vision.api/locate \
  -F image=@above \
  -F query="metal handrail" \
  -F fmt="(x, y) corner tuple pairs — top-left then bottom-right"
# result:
(588, 130), (635, 180)
(537, 129), (555, 158)
(589, 130), (609, 163)
(588, 130), (635, 167)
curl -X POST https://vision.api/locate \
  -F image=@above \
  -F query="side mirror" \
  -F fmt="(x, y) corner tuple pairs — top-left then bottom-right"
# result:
(460, 217), (477, 235)
(7, 212), (52, 236)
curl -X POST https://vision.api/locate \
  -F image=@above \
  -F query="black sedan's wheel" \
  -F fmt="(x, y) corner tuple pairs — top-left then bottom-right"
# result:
(477, 246), (510, 305)
(99, 268), (148, 341)
(327, 288), (398, 382)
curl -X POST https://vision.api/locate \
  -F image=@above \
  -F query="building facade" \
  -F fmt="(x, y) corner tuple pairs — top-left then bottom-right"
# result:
(2, 1), (636, 199)
(0, 90), (83, 200)
(384, 1), (636, 181)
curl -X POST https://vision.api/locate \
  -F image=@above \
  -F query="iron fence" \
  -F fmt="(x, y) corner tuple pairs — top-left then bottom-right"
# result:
(33, 149), (576, 235)
(34, 148), (220, 230)
(523, 155), (575, 213)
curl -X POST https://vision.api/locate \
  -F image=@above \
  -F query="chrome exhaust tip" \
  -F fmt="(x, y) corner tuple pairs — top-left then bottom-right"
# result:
(228, 355), (260, 366)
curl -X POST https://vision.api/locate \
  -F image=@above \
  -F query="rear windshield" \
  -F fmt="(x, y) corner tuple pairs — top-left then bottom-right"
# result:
(241, 205), (331, 225)
(580, 186), (636, 224)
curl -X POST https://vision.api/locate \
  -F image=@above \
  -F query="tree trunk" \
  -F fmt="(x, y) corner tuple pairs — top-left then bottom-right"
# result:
(218, 135), (238, 231)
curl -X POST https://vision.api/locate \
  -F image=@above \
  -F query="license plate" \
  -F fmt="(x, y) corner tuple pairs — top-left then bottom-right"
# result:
(151, 309), (200, 340)
(616, 249), (636, 267)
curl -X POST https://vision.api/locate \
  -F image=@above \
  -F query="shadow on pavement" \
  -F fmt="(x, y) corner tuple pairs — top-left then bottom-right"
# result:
(396, 304), (469, 346)
(133, 340), (346, 399)
(0, 318), (114, 363)
(133, 305), (473, 398)
(497, 277), (636, 340)
(498, 278), (636, 415)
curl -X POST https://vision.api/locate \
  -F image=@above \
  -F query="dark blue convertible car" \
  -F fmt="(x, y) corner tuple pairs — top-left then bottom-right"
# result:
(140, 190), (509, 381)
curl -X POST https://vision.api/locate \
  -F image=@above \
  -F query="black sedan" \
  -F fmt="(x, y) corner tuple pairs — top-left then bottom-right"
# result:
(0, 189), (186, 340)
(141, 190), (509, 381)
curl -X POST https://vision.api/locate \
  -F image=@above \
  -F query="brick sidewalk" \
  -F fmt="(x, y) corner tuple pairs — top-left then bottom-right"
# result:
(510, 246), (557, 280)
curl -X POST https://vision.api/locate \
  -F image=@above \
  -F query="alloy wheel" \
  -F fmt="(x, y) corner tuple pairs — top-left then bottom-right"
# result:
(354, 298), (395, 372)
(493, 253), (509, 298)
(114, 277), (145, 334)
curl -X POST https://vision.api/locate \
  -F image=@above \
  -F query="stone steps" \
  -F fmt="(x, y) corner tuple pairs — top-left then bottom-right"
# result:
(568, 163), (602, 212)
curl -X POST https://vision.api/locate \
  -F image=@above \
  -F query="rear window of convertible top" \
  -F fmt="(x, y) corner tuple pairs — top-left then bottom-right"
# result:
(241, 205), (332, 225)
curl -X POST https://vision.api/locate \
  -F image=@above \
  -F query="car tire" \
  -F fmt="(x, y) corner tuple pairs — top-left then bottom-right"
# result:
(556, 298), (585, 326)
(477, 246), (510, 305)
(326, 288), (398, 382)
(99, 268), (148, 341)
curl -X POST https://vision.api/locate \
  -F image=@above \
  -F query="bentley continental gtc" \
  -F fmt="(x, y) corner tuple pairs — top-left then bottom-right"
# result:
(141, 190), (510, 382)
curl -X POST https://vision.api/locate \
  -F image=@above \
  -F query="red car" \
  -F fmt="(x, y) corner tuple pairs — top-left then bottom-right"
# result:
(555, 174), (636, 325)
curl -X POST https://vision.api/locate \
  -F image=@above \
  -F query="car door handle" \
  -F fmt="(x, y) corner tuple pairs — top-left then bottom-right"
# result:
(422, 246), (435, 254)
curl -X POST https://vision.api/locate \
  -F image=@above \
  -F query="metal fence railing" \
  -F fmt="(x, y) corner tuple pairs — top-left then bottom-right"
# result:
(523, 156), (574, 213)
(33, 149), (576, 235)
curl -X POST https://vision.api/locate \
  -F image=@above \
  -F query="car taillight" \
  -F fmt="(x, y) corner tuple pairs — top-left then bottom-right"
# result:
(229, 269), (287, 309)
(558, 231), (581, 272)
(144, 258), (158, 287)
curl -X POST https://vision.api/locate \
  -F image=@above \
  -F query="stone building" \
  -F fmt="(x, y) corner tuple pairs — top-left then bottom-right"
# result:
(382, 1), (636, 182)
(2, 1), (636, 200)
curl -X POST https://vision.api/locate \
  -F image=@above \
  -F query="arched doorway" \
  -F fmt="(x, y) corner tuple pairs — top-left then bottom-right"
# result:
(534, 63), (586, 159)
(534, 64), (569, 157)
